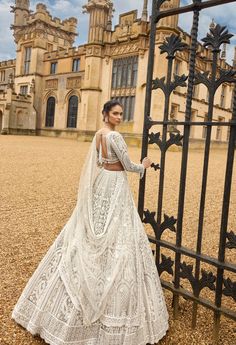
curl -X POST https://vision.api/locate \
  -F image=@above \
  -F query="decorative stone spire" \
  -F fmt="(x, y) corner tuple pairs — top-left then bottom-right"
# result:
(106, 3), (113, 31)
(11, 0), (30, 27)
(221, 43), (227, 60)
(141, 0), (148, 22)
(209, 18), (216, 30)
(7, 73), (14, 90)
(15, 0), (30, 10)
(83, 0), (114, 43)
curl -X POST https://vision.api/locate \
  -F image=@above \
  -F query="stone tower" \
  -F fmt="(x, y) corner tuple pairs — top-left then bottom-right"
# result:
(11, 0), (30, 42)
(83, 0), (113, 43)
(11, 0), (30, 27)
(158, 0), (180, 29)
(80, 0), (114, 132)
(11, 2), (78, 129)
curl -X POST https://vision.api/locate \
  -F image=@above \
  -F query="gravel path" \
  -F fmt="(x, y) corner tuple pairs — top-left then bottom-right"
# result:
(0, 135), (235, 345)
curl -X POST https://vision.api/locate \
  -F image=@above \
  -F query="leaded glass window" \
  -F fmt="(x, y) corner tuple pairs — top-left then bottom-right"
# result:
(220, 84), (227, 108)
(67, 96), (78, 128)
(0, 70), (5, 81)
(24, 47), (31, 75)
(50, 62), (58, 75)
(20, 85), (28, 95)
(111, 55), (138, 122)
(72, 59), (80, 72)
(112, 56), (138, 89)
(45, 97), (55, 127)
(112, 96), (135, 122)
(174, 59), (181, 76)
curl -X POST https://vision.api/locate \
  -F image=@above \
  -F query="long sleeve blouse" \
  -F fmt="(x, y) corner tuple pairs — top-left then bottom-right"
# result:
(106, 131), (144, 178)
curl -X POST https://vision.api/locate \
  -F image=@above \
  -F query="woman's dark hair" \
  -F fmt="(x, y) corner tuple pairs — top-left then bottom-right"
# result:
(102, 100), (123, 121)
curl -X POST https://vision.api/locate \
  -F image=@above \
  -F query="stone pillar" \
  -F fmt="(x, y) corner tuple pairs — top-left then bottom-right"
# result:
(141, 0), (148, 22)
(2, 85), (13, 134)
(80, 45), (104, 131)
(158, 0), (180, 29)
(83, 0), (113, 44)
(80, 1), (114, 133)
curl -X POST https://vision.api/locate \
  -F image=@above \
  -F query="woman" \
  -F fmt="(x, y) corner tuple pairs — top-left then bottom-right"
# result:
(12, 100), (169, 345)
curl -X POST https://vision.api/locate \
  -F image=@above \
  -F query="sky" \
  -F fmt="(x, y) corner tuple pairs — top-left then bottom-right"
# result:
(0, 0), (235, 64)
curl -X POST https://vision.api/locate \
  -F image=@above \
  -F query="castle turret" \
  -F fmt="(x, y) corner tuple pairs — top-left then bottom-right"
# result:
(141, 0), (148, 22)
(158, 0), (180, 29)
(83, 0), (113, 43)
(79, 0), (114, 133)
(11, 0), (30, 27)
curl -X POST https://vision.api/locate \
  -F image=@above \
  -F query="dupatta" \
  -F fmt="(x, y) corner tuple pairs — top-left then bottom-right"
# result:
(59, 136), (131, 325)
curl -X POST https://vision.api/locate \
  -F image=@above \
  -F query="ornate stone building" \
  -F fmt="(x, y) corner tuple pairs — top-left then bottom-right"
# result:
(0, 0), (235, 145)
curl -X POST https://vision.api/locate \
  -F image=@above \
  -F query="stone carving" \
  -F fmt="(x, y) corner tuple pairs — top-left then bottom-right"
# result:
(45, 79), (58, 90)
(66, 77), (81, 89)
(111, 43), (139, 56)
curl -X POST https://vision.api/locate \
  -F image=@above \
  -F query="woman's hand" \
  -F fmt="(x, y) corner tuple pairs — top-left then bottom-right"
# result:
(142, 157), (152, 169)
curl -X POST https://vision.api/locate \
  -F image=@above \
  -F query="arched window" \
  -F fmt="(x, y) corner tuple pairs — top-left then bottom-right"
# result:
(45, 97), (55, 127)
(67, 95), (78, 128)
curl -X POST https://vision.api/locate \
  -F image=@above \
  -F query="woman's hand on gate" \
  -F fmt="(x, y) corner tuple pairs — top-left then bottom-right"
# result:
(142, 157), (152, 169)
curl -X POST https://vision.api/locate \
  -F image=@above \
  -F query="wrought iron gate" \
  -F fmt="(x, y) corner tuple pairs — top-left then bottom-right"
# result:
(138, 0), (236, 341)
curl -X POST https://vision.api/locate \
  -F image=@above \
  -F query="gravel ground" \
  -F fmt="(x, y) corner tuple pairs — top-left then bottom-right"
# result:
(0, 135), (235, 345)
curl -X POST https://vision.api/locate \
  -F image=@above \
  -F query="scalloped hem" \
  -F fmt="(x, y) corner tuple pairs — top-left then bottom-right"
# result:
(12, 310), (169, 345)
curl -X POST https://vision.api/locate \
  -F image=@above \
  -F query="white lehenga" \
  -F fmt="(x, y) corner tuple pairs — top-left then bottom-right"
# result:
(12, 131), (169, 345)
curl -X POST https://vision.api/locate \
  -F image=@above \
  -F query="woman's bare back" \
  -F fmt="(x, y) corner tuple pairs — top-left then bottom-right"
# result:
(96, 129), (124, 171)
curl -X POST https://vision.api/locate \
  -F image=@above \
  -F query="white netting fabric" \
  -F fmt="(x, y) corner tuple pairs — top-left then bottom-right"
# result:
(12, 133), (169, 345)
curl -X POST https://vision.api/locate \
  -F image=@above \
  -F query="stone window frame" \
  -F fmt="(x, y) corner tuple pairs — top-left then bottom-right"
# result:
(220, 84), (227, 108)
(23, 46), (32, 75)
(111, 95), (135, 122)
(111, 55), (139, 122)
(0, 70), (5, 82)
(72, 58), (80, 73)
(50, 62), (58, 75)
(216, 116), (224, 141)
(67, 95), (78, 128)
(168, 103), (180, 133)
(20, 85), (28, 95)
(111, 55), (138, 89)
(173, 59), (182, 76)
(45, 96), (56, 127)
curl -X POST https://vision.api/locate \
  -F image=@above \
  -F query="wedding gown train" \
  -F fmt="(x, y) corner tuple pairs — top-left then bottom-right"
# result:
(12, 131), (169, 345)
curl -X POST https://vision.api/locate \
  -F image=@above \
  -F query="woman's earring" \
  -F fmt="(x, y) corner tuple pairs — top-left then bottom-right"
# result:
(105, 116), (109, 123)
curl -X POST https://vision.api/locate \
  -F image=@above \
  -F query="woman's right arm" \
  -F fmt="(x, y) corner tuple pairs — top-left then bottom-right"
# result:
(109, 132), (151, 178)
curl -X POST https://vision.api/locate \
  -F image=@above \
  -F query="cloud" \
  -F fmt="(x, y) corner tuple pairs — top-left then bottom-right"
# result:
(32, 0), (89, 45)
(0, 0), (15, 61)
(0, 0), (235, 63)
(179, 1), (236, 63)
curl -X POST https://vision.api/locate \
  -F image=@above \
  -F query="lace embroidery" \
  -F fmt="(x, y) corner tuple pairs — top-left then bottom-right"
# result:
(108, 132), (145, 178)
(12, 135), (168, 345)
(96, 131), (144, 178)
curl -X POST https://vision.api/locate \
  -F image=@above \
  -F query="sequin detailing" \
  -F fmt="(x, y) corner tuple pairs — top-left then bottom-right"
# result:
(97, 131), (144, 178)
(12, 134), (168, 345)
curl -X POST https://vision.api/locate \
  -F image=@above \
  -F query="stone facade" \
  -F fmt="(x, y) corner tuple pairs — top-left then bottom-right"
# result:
(0, 0), (235, 146)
